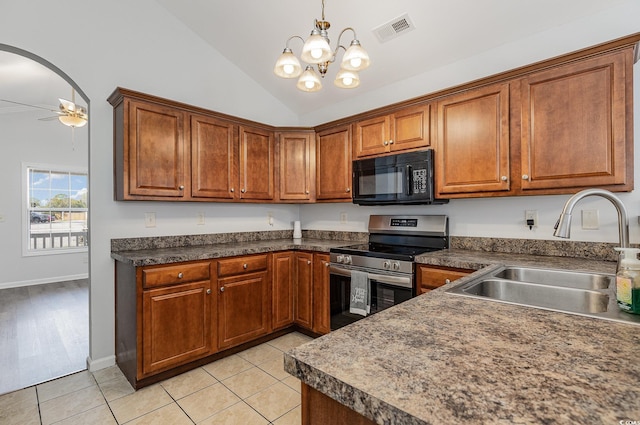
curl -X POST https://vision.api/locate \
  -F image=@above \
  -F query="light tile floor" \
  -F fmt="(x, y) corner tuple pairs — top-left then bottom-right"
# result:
(0, 332), (313, 425)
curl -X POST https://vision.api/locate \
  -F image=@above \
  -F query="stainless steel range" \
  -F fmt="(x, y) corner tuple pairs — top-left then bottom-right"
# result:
(329, 215), (449, 330)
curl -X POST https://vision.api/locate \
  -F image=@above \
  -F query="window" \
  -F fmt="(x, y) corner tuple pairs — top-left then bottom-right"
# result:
(24, 164), (88, 255)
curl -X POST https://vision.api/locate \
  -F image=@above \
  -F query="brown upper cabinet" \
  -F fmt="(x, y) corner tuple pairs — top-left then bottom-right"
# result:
(114, 98), (189, 199)
(315, 125), (353, 201)
(354, 103), (431, 159)
(191, 114), (238, 200)
(109, 88), (275, 202)
(435, 47), (634, 198)
(519, 49), (631, 192)
(435, 82), (511, 196)
(277, 131), (315, 202)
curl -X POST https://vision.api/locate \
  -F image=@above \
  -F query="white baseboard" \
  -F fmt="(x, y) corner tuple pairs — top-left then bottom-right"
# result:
(0, 273), (89, 290)
(87, 354), (116, 372)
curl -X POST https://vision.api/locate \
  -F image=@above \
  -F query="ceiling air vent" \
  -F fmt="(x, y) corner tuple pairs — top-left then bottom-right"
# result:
(373, 13), (415, 43)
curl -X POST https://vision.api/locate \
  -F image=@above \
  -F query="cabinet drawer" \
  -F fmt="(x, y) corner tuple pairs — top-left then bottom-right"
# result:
(217, 254), (269, 277)
(417, 265), (472, 294)
(142, 262), (211, 289)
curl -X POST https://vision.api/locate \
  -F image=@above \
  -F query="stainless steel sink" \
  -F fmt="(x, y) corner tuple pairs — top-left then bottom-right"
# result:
(461, 278), (609, 314)
(493, 267), (612, 290)
(446, 266), (640, 326)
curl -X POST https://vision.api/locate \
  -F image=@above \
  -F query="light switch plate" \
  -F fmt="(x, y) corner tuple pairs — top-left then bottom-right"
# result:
(145, 212), (156, 228)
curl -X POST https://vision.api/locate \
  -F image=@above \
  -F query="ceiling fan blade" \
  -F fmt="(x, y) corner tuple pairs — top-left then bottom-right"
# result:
(0, 98), (59, 113)
(38, 115), (63, 121)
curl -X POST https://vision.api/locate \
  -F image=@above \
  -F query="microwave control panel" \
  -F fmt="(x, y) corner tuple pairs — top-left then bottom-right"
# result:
(413, 168), (427, 193)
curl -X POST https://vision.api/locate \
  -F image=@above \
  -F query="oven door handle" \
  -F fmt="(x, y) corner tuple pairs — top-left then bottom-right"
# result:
(367, 273), (413, 289)
(330, 266), (413, 289)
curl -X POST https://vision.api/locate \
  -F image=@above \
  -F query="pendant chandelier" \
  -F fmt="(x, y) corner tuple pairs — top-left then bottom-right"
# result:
(273, 0), (370, 92)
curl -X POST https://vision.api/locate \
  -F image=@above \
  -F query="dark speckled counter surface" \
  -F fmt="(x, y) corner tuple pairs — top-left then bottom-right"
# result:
(111, 238), (354, 267)
(285, 249), (640, 424)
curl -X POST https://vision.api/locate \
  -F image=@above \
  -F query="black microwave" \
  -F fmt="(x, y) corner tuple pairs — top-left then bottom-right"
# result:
(352, 149), (447, 205)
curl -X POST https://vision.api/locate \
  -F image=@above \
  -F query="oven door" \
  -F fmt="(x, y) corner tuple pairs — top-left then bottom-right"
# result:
(329, 265), (413, 330)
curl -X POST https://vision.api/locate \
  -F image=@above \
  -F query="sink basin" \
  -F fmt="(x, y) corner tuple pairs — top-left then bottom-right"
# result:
(494, 266), (613, 290)
(445, 266), (640, 326)
(461, 278), (609, 314)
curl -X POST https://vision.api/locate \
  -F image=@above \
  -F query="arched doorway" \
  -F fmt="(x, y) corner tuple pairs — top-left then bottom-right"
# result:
(0, 44), (90, 395)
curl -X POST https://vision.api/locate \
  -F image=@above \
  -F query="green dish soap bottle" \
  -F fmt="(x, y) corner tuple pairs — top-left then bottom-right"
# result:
(614, 247), (640, 315)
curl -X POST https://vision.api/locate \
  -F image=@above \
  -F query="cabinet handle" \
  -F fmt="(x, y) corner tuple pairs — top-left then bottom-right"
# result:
(501, 176), (508, 182)
(241, 188), (246, 193)
(305, 190), (310, 194)
(345, 188), (350, 193)
(445, 279), (451, 284)
(307, 260), (311, 265)
(177, 272), (183, 279)
(389, 139), (394, 145)
(230, 188), (235, 193)
(220, 286), (225, 292)
(206, 289), (211, 295)
(325, 262), (330, 267)
(243, 263), (248, 269)
(179, 185), (184, 190)
(383, 141), (389, 146)
(522, 174), (529, 181)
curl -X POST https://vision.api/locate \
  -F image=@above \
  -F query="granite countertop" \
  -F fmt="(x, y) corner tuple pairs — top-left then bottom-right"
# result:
(285, 249), (640, 424)
(111, 237), (352, 267)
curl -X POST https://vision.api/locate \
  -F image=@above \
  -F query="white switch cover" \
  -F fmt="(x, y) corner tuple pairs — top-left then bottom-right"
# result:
(582, 209), (599, 230)
(340, 212), (348, 224)
(197, 212), (205, 225)
(0, 214), (5, 223)
(145, 212), (156, 228)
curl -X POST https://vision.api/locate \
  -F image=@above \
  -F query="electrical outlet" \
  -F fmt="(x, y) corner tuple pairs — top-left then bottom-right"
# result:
(145, 212), (156, 228)
(267, 212), (274, 226)
(525, 210), (537, 229)
(340, 212), (347, 224)
(582, 209), (599, 230)
(0, 214), (5, 223)
(197, 212), (205, 225)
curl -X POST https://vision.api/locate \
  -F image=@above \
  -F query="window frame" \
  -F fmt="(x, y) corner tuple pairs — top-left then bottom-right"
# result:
(22, 162), (89, 257)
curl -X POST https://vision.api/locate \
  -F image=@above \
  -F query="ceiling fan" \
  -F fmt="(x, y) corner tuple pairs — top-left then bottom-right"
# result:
(0, 88), (88, 128)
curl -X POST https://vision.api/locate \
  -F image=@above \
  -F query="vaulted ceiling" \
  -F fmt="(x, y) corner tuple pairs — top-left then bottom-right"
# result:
(155, 0), (630, 116)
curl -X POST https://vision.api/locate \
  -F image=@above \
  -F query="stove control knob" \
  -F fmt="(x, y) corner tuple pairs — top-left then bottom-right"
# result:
(383, 260), (391, 269)
(336, 255), (344, 263)
(344, 256), (352, 265)
(392, 262), (400, 270)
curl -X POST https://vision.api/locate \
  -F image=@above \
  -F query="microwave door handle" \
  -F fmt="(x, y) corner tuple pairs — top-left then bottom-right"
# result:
(406, 165), (413, 196)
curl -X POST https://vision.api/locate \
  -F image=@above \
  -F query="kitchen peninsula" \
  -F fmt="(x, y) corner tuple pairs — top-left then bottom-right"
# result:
(284, 251), (640, 424)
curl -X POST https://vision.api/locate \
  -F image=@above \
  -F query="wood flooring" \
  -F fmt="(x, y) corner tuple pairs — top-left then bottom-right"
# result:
(0, 279), (88, 395)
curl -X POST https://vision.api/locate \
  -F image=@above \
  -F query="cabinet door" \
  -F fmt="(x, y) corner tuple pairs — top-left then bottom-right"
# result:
(435, 83), (510, 196)
(354, 115), (391, 158)
(520, 49), (631, 191)
(142, 280), (212, 376)
(191, 114), (239, 199)
(312, 253), (331, 335)
(278, 132), (315, 201)
(416, 265), (472, 295)
(239, 126), (275, 200)
(316, 126), (352, 201)
(272, 252), (294, 330)
(294, 252), (314, 330)
(126, 99), (188, 198)
(218, 270), (271, 349)
(390, 104), (431, 152)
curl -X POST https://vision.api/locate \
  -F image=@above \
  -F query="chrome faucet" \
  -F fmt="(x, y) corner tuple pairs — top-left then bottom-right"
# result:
(553, 188), (629, 248)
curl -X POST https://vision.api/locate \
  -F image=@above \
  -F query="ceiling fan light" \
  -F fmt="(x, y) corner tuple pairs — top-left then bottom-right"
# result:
(296, 66), (322, 92)
(59, 114), (87, 128)
(341, 40), (370, 71)
(334, 68), (360, 89)
(274, 49), (302, 78)
(300, 30), (332, 64)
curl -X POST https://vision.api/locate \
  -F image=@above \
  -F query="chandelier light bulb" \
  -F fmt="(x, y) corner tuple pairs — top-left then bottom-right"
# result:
(334, 68), (360, 89)
(341, 39), (370, 71)
(297, 65), (322, 92)
(273, 48), (302, 78)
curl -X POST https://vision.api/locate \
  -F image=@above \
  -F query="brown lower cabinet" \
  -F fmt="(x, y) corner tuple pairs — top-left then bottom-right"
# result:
(302, 384), (376, 425)
(115, 250), (332, 389)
